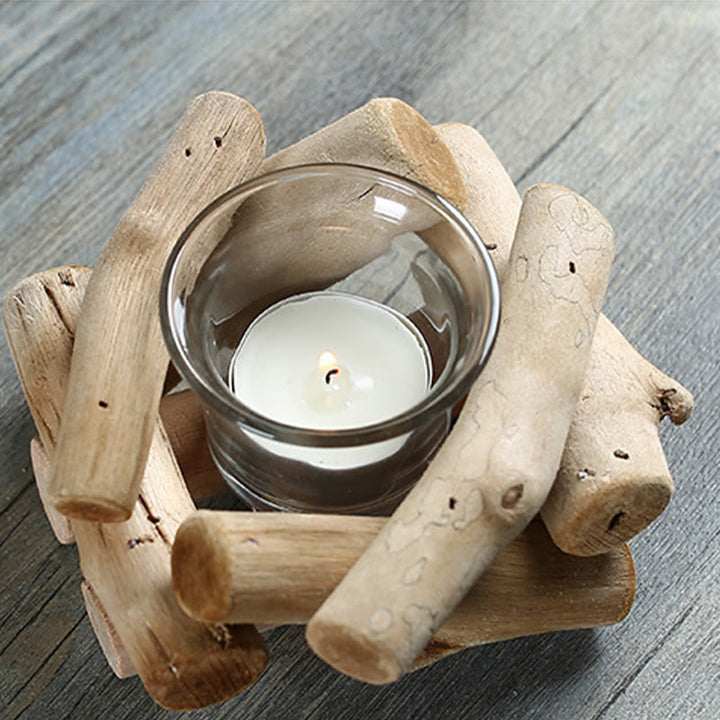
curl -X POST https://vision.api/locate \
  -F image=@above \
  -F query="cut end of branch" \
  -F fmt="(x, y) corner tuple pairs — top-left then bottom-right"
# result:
(545, 477), (672, 556)
(144, 625), (269, 710)
(51, 494), (131, 523)
(172, 512), (233, 622)
(306, 619), (403, 685)
(371, 97), (468, 210)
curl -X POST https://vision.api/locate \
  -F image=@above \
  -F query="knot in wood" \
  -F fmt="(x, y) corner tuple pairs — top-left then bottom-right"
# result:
(501, 484), (524, 509)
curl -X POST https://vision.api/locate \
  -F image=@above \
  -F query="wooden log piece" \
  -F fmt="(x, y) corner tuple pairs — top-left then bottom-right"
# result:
(2, 267), (269, 710)
(306, 184), (616, 684)
(49, 92), (266, 522)
(435, 122), (694, 555)
(172, 511), (635, 666)
(202, 97), (468, 327)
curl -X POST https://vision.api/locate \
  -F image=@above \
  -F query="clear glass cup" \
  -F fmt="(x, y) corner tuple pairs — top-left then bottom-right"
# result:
(160, 164), (500, 514)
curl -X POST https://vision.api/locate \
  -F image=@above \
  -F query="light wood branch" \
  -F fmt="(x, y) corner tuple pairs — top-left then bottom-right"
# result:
(435, 122), (694, 555)
(49, 92), (266, 522)
(3, 267), (268, 710)
(307, 184), (616, 683)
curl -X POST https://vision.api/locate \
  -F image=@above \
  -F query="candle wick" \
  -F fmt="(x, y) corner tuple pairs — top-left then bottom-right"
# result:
(325, 368), (340, 385)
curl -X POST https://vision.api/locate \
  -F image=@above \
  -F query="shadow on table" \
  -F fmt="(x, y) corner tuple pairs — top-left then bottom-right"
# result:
(245, 623), (604, 720)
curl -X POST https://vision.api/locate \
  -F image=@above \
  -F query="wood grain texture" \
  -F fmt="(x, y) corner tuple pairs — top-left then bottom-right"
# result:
(0, 1), (717, 718)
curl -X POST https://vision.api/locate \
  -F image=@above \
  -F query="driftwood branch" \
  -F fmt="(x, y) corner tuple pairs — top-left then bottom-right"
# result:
(307, 184), (616, 683)
(2, 267), (268, 710)
(49, 92), (266, 522)
(435, 122), (694, 555)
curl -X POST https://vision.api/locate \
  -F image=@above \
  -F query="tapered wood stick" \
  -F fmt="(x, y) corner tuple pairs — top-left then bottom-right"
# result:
(172, 511), (635, 663)
(307, 184), (615, 684)
(2, 267), (268, 710)
(435, 122), (693, 555)
(49, 92), (266, 522)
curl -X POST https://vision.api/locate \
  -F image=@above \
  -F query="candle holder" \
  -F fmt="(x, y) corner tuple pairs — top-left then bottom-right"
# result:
(160, 164), (499, 514)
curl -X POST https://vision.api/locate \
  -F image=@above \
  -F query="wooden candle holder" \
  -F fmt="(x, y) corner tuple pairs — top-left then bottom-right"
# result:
(1, 94), (693, 705)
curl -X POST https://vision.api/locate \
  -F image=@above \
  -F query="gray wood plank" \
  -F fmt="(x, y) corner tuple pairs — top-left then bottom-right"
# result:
(1, 0), (718, 718)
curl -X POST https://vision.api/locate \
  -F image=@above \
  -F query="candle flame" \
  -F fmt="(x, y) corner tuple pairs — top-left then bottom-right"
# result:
(318, 351), (337, 372)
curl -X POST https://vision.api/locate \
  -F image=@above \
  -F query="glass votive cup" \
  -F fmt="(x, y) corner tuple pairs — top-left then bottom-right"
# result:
(160, 164), (500, 514)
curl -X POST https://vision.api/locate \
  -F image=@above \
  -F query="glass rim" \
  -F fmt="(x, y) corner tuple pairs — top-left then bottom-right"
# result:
(160, 162), (501, 446)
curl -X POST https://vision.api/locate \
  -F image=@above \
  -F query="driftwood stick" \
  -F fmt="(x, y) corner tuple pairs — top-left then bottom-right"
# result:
(172, 511), (635, 660)
(49, 92), (265, 522)
(435, 122), (694, 555)
(2, 267), (268, 710)
(204, 98), (468, 322)
(306, 184), (615, 683)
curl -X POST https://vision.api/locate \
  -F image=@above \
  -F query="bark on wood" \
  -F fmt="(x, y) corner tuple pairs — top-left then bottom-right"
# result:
(306, 184), (615, 684)
(48, 92), (265, 522)
(172, 510), (635, 667)
(435, 122), (694, 555)
(2, 266), (269, 710)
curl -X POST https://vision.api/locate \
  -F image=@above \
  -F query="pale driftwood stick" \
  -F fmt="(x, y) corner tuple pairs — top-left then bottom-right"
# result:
(543, 314), (694, 554)
(49, 92), (265, 523)
(207, 98), (468, 322)
(307, 184), (616, 684)
(2, 267), (268, 711)
(435, 122), (694, 555)
(172, 511), (635, 661)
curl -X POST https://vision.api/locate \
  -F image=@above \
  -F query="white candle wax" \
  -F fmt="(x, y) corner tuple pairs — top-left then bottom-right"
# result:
(230, 292), (431, 468)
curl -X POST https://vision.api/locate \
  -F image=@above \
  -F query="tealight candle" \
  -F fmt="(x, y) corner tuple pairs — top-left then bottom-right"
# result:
(230, 292), (432, 468)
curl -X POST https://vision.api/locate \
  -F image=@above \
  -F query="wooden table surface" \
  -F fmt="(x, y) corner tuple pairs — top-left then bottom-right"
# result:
(1, 1), (718, 718)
